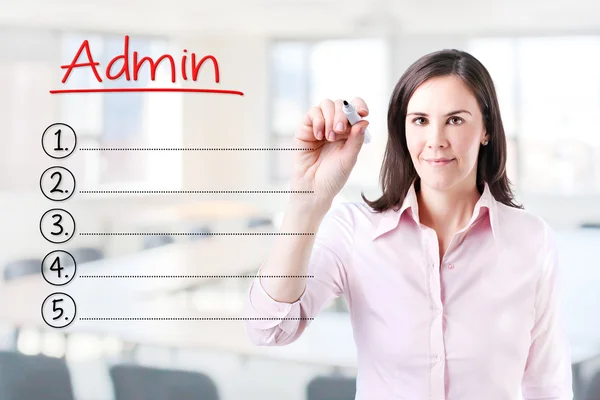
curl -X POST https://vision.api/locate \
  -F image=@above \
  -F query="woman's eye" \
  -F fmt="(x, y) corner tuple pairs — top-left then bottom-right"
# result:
(412, 117), (463, 125)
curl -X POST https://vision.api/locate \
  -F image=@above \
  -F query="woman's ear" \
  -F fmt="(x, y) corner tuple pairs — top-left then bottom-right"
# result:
(481, 131), (489, 146)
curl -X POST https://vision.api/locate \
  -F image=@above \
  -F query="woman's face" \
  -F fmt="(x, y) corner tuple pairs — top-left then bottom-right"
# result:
(405, 75), (488, 191)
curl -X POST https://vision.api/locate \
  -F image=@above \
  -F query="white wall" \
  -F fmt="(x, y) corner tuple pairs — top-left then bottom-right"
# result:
(388, 34), (600, 229)
(178, 34), (270, 191)
(2, 0), (600, 36)
(1, 24), (599, 267)
(0, 30), (278, 266)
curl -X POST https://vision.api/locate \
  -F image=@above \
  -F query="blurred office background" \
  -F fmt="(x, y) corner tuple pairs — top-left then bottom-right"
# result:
(0, 0), (600, 399)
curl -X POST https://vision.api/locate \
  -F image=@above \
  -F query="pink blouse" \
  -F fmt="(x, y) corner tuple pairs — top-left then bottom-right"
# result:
(243, 181), (573, 399)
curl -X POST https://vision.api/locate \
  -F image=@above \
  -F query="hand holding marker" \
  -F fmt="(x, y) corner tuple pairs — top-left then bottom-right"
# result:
(290, 97), (370, 204)
(343, 100), (372, 144)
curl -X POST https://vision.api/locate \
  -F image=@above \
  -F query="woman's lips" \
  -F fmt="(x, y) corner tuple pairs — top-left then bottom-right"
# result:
(425, 158), (455, 166)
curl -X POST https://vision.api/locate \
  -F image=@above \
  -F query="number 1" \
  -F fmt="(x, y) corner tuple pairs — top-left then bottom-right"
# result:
(54, 129), (64, 151)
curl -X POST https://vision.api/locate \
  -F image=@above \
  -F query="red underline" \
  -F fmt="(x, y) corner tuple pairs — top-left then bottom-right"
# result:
(49, 88), (244, 95)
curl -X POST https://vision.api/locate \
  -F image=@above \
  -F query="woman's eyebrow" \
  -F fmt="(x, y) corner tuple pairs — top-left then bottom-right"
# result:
(406, 109), (472, 117)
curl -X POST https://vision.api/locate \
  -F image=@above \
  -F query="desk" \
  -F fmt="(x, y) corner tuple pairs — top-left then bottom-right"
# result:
(0, 229), (599, 373)
(556, 229), (600, 347)
(2, 301), (598, 372)
(0, 232), (272, 304)
(123, 200), (263, 226)
(0, 234), (275, 355)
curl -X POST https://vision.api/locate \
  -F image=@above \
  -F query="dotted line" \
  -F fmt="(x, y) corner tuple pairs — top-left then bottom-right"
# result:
(79, 317), (314, 321)
(79, 147), (314, 151)
(79, 232), (314, 236)
(79, 275), (314, 278)
(79, 190), (313, 194)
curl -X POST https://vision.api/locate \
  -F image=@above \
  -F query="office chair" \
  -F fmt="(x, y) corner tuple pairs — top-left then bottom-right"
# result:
(109, 364), (220, 400)
(1, 258), (43, 349)
(64, 246), (104, 265)
(0, 351), (75, 400)
(306, 375), (357, 400)
(143, 235), (175, 249)
(581, 222), (600, 229)
(2, 258), (41, 281)
(585, 369), (600, 400)
(188, 225), (213, 240)
(247, 217), (273, 229)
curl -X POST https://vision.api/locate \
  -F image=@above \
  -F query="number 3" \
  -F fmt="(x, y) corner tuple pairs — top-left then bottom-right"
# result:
(51, 214), (64, 235)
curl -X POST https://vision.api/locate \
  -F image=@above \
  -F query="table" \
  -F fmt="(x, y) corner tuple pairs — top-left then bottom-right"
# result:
(0, 231), (273, 303)
(122, 200), (263, 226)
(0, 230), (354, 368)
(0, 229), (599, 374)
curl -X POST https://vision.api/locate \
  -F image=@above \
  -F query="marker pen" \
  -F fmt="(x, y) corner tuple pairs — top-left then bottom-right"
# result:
(342, 100), (372, 144)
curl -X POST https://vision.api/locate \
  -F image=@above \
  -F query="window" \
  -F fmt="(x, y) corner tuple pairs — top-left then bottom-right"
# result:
(268, 38), (390, 189)
(270, 36), (600, 196)
(59, 33), (183, 190)
(269, 41), (310, 182)
(468, 36), (600, 195)
(0, 28), (60, 191)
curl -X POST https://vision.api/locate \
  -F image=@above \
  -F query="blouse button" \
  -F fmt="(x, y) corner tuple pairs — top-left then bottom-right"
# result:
(447, 264), (455, 270)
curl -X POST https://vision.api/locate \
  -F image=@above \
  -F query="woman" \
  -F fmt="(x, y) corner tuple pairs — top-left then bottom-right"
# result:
(243, 49), (573, 399)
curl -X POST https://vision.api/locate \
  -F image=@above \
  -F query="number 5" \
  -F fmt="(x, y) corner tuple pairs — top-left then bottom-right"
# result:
(52, 298), (64, 320)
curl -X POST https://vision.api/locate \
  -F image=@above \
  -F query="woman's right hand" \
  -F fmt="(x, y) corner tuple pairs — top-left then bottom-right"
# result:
(290, 98), (370, 207)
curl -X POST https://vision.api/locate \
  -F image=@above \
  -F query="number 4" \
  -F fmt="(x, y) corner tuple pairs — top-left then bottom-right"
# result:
(50, 257), (64, 278)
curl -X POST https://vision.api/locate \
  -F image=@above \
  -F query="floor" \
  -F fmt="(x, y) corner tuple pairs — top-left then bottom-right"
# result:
(68, 346), (338, 400)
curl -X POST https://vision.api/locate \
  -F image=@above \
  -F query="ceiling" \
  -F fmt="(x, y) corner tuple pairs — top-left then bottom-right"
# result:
(1, 0), (599, 37)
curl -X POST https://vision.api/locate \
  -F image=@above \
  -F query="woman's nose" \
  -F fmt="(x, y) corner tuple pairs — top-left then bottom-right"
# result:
(426, 123), (448, 148)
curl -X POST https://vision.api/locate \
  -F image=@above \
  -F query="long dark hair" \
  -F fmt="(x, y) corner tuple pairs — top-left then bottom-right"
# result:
(362, 48), (523, 212)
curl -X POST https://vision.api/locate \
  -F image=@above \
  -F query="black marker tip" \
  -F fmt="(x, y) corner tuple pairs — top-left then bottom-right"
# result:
(343, 100), (348, 106)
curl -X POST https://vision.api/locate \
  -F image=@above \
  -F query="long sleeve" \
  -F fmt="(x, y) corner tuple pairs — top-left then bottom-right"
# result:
(521, 223), (573, 399)
(242, 203), (355, 346)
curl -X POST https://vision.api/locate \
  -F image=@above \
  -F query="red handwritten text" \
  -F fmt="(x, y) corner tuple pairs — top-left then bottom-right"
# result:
(52, 35), (243, 96)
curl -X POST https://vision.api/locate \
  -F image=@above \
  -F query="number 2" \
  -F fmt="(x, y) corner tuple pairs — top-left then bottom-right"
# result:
(50, 171), (64, 193)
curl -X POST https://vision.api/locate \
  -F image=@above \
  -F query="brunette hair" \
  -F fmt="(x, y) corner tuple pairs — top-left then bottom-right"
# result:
(362, 48), (523, 212)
